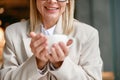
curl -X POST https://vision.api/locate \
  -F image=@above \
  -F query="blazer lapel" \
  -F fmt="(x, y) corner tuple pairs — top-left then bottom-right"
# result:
(23, 37), (33, 58)
(24, 21), (41, 58)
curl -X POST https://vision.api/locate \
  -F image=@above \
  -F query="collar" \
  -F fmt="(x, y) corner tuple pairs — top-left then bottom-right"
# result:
(41, 25), (56, 35)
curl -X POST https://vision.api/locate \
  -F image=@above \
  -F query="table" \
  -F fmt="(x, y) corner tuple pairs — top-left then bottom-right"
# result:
(102, 72), (114, 80)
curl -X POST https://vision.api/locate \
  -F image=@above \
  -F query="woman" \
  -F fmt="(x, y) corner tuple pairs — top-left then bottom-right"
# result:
(0, 0), (103, 80)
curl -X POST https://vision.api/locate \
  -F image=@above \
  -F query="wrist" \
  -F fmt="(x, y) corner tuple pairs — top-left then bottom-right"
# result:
(36, 57), (47, 70)
(52, 61), (63, 69)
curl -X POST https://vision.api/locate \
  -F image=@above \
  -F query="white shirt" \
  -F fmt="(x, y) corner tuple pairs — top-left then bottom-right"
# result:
(41, 25), (56, 36)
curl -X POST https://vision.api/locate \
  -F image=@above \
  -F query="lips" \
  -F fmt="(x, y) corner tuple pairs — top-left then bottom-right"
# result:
(44, 6), (59, 13)
(45, 6), (59, 10)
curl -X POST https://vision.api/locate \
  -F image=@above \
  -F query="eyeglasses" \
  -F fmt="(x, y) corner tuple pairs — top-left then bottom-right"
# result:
(41, 0), (67, 2)
(56, 0), (67, 2)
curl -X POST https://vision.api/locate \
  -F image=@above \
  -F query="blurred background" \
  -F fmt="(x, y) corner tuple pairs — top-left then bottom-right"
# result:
(0, 0), (120, 80)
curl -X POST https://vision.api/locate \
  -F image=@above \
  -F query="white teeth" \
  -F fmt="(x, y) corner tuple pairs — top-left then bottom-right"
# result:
(47, 8), (57, 10)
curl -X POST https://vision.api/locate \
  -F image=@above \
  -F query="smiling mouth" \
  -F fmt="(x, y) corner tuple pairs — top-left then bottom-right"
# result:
(45, 7), (59, 10)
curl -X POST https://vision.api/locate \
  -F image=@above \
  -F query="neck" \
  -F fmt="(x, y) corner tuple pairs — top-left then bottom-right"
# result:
(42, 18), (58, 29)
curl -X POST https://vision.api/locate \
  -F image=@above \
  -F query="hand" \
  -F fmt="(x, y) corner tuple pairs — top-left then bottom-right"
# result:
(47, 39), (73, 68)
(30, 32), (49, 69)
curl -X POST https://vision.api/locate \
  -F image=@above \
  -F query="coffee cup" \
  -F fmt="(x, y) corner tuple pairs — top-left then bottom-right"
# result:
(47, 34), (73, 52)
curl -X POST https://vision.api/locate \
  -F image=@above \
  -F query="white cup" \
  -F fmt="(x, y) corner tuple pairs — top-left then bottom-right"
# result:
(47, 34), (73, 52)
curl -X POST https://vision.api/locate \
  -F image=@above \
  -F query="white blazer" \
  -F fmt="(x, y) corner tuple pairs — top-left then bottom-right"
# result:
(0, 18), (103, 80)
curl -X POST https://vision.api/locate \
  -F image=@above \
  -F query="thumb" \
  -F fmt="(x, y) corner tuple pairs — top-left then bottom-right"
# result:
(29, 32), (36, 38)
(67, 39), (73, 46)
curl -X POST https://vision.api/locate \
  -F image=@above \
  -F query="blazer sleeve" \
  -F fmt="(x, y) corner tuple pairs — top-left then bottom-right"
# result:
(50, 29), (103, 80)
(0, 27), (48, 80)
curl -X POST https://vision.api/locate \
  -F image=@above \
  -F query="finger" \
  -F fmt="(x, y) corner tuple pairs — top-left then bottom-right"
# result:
(38, 47), (49, 62)
(52, 44), (64, 61)
(35, 42), (48, 55)
(34, 36), (47, 48)
(59, 42), (69, 56)
(30, 33), (47, 49)
(66, 39), (73, 46)
(29, 32), (36, 38)
(50, 47), (59, 62)
(30, 32), (44, 43)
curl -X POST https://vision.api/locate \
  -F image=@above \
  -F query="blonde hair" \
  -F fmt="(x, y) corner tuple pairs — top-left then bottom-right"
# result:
(30, 0), (75, 35)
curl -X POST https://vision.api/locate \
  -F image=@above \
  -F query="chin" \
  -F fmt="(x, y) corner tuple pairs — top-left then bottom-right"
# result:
(46, 14), (59, 20)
